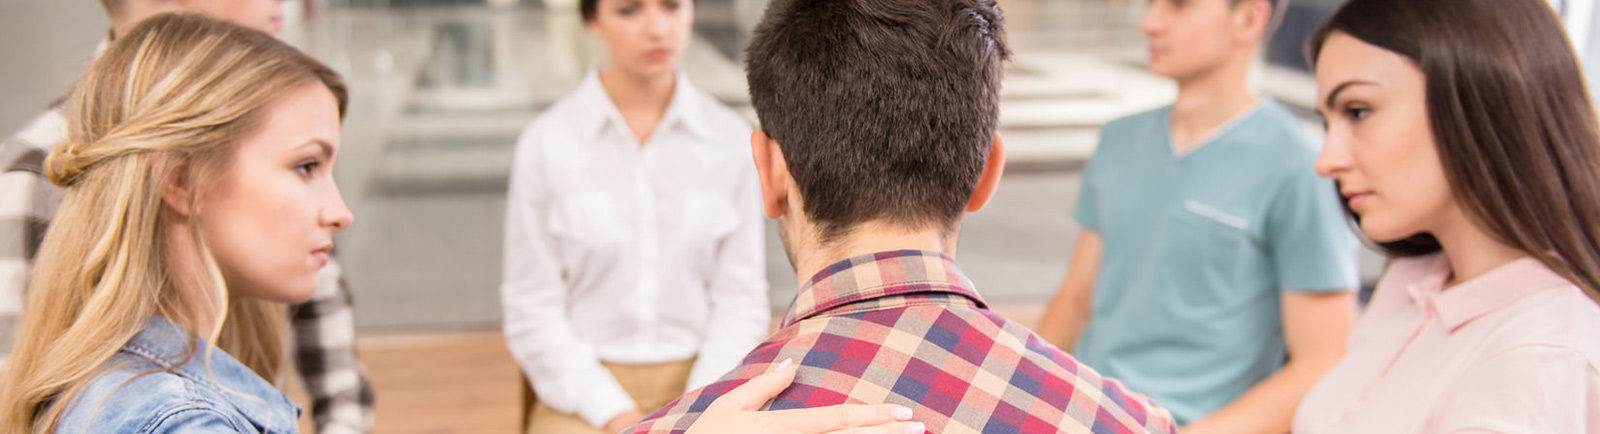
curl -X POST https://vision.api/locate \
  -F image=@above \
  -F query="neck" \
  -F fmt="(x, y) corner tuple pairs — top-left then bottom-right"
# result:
(598, 66), (676, 117)
(1431, 206), (1528, 288)
(789, 222), (956, 289)
(1169, 53), (1259, 152)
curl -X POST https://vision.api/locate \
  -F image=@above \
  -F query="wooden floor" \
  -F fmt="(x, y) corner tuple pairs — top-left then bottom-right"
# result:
(290, 304), (1045, 433)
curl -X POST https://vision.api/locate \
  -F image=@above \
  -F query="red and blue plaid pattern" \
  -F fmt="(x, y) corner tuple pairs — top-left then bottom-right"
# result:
(630, 250), (1176, 433)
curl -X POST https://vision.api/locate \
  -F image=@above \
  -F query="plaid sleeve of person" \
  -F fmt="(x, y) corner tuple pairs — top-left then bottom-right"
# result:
(0, 145), (62, 366)
(291, 259), (376, 434)
(630, 304), (1177, 434)
(1, 107), (71, 367)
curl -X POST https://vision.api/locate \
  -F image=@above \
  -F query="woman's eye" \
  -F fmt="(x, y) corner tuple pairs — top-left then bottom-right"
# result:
(296, 160), (321, 177)
(1345, 107), (1371, 121)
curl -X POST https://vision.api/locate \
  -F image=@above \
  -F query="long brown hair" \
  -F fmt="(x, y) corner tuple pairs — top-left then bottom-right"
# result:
(0, 13), (346, 432)
(1310, 0), (1600, 301)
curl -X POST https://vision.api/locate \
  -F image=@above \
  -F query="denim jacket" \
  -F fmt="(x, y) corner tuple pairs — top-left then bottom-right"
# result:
(55, 316), (300, 433)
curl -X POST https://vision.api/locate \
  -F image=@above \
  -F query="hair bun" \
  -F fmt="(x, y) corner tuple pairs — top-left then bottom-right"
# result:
(45, 142), (93, 187)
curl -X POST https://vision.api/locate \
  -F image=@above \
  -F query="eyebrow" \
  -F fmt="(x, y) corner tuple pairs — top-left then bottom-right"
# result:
(298, 139), (335, 160)
(1324, 80), (1380, 110)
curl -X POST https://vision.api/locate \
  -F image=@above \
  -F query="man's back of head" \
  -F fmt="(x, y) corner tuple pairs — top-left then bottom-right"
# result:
(744, 0), (1010, 243)
(629, 2), (1179, 433)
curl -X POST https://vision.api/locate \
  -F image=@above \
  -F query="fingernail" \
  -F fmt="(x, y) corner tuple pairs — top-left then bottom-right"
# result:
(904, 422), (925, 434)
(891, 405), (913, 421)
(776, 358), (793, 372)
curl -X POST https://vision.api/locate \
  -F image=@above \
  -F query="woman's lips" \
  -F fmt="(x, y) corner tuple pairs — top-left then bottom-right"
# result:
(1343, 192), (1374, 211)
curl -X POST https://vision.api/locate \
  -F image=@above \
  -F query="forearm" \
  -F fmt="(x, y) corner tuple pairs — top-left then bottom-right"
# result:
(1034, 290), (1091, 352)
(1180, 359), (1335, 434)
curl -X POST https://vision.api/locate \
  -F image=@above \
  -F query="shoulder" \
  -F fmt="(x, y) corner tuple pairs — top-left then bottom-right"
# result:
(9, 108), (67, 152)
(2, 108), (67, 173)
(1481, 288), (1600, 365)
(1103, 106), (1168, 133)
(685, 83), (753, 138)
(517, 87), (592, 150)
(1089, 106), (1169, 167)
(1098, 106), (1168, 145)
(60, 362), (249, 433)
(1433, 333), (1600, 432)
(1246, 102), (1321, 164)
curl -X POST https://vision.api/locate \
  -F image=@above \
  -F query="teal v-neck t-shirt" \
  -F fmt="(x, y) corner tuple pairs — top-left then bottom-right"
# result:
(1072, 100), (1358, 423)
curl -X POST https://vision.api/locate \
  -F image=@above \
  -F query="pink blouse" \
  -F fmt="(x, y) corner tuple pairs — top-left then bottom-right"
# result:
(1293, 253), (1600, 433)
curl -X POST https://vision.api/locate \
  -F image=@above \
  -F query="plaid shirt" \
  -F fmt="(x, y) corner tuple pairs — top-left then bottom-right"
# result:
(631, 250), (1177, 433)
(0, 106), (375, 434)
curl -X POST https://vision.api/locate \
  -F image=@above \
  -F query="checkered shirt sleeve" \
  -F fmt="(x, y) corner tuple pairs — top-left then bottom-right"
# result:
(292, 259), (377, 434)
(0, 109), (67, 368)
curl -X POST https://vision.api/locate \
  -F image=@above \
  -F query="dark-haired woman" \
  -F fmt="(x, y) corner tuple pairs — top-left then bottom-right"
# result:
(500, 0), (774, 433)
(1295, 0), (1600, 432)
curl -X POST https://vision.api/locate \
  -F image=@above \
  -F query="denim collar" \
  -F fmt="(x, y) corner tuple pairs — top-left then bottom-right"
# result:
(120, 316), (300, 431)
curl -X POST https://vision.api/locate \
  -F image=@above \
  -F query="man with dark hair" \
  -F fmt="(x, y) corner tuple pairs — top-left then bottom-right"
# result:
(629, 0), (1177, 432)
(0, 1), (374, 433)
(1035, 0), (1357, 431)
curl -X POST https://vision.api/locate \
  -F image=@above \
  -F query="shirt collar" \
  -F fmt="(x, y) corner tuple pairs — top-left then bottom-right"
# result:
(1406, 254), (1575, 331)
(574, 68), (716, 145)
(783, 250), (988, 327)
(120, 316), (300, 432)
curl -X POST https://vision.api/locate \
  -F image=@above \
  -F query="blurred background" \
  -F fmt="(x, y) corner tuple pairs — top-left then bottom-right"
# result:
(0, 0), (1378, 431)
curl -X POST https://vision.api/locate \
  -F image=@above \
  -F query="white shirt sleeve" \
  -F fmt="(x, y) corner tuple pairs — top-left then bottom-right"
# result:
(500, 128), (636, 427)
(685, 155), (772, 391)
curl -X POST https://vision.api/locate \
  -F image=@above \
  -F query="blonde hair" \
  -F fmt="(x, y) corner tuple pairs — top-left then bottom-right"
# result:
(0, 13), (347, 432)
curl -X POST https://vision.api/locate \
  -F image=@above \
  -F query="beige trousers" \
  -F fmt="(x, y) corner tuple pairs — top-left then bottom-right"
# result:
(524, 358), (695, 434)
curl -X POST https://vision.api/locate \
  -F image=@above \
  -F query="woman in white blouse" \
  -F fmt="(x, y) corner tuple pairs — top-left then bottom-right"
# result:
(501, 0), (777, 432)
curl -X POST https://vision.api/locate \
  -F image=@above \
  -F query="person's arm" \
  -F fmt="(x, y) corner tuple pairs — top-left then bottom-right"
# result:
(687, 163), (772, 391)
(1180, 291), (1354, 434)
(1035, 231), (1102, 352)
(1038, 135), (1112, 353)
(501, 130), (637, 429)
(289, 259), (375, 434)
(0, 145), (56, 368)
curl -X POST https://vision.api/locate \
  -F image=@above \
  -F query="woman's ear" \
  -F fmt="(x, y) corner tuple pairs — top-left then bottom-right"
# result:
(160, 162), (196, 217)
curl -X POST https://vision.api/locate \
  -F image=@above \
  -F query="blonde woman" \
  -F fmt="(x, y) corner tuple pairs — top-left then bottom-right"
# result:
(0, 13), (352, 433)
(0, 13), (912, 434)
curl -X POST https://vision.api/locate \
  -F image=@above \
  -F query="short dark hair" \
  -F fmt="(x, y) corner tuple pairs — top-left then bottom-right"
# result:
(580, 0), (597, 22)
(745, 0), (1010, 242)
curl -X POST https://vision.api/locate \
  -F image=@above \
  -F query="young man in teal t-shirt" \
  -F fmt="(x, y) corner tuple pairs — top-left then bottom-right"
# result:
(1036, 0), (1359, 432)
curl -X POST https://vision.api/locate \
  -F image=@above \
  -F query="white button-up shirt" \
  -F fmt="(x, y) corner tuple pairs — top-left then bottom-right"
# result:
(501, 71), (769, 427)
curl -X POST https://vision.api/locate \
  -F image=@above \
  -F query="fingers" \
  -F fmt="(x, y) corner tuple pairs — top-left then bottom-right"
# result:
(706, 358), (799, 412)
(762, 404), (917, 433)
(827, 422), (928, 434)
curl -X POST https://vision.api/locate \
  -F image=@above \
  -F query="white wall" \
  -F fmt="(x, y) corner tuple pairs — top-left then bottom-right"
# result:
(0, 0), (108, 135)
